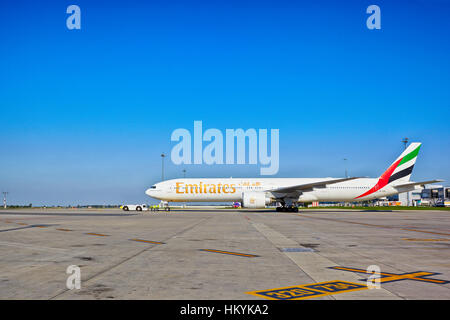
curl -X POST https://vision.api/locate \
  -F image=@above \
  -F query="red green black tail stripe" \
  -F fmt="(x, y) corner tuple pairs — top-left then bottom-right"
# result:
(355, 145), (421, 199)
(387, 165), (414, 184)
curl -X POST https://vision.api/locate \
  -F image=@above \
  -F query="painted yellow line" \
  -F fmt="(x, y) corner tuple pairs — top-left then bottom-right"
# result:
(200, 249), (259, 258)
(378, 272), (446, 284)
(247, 280), (367, 300)
(129, 239), (164, 245)
(56, 228), (73, 232)
(85, 232), (109, 237)
(332, 266), (405, 277)
(402, 238), (450, 242)
(16, 223), (28, 226)
(331, 266), (448, 284)
(400, 228), (450, 236)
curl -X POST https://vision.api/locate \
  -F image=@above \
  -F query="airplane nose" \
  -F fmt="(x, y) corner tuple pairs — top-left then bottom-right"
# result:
(145, 188), (153, 196)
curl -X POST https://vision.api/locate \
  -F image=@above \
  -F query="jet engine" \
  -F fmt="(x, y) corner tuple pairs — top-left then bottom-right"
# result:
(242, 192), (271, 208)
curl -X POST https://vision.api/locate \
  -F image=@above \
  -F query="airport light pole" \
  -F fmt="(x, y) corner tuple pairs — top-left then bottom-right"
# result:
(161, 153), (166, 181)
(2, 192), (8, 209)
(402, 137), (409, 150)
(343, 158), (348, 178)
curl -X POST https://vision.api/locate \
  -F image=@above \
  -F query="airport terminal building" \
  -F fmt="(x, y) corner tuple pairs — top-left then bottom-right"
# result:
(398, 185), (450, 206)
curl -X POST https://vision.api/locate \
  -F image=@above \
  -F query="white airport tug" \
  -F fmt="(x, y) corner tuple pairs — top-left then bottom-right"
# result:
(121, 201), (170, 212)
(121, 204), (148, 211)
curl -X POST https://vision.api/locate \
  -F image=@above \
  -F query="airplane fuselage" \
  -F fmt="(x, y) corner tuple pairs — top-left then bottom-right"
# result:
(146, 178), (408, 203)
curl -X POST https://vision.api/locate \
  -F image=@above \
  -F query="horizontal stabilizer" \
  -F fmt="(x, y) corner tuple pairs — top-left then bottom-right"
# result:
(271, 177), (359, 194)
(393, 179), (444, 188)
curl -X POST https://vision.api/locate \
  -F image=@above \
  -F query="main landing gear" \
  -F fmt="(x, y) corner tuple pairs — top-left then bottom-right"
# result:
(276, 206), (299, 212)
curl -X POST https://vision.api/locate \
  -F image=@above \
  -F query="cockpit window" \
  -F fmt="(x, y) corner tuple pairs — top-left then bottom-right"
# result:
(150, 186), (157, 189)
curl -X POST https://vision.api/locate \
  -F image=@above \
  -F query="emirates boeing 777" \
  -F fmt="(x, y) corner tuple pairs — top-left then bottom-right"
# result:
(145, 143), (442, 212)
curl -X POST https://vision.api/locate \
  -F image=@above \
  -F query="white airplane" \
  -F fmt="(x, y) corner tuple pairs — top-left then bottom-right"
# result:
(145, 143), (442, 212)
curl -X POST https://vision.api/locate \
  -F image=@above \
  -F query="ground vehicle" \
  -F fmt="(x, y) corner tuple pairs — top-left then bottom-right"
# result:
(434, 201), (445, 207)
(150, 204), (170, 212)
(121, 204), (148, 211)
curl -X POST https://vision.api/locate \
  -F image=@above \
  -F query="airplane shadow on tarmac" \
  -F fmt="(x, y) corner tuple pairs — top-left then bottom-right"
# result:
(168, 209), (394, 214)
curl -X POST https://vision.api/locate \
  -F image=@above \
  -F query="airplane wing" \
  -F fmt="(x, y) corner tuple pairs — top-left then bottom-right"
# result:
(393, 179), (444, 188)
(269, 177), (359, 194)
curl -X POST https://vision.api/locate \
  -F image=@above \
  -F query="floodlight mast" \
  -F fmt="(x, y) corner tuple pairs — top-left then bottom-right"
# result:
(2, 192), (8, 209)
(161, 153), (166, 181)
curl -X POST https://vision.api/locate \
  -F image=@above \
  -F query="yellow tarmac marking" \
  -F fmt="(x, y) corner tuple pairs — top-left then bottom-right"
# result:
(56, 228), (73, 232)
(85, 232), (109, 237)
(247, 280), (367, 300)
(400, 228), (450, 236)
(402, 238), (450, 242)
(331, 266), (449, 284)
(129, 239), (164, 244)
(200, 249), (259, 258)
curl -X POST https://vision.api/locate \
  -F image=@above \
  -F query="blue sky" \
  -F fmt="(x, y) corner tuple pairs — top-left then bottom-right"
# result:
(0, 0), (449, 205)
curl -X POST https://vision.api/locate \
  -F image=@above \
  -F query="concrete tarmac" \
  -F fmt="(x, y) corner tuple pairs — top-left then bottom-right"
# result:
(0, 208), (449, 300)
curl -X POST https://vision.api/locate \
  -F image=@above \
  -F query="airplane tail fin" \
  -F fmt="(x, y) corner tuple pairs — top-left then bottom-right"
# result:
(355, 142), (422, 199)
(379, 142), (422, 186)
